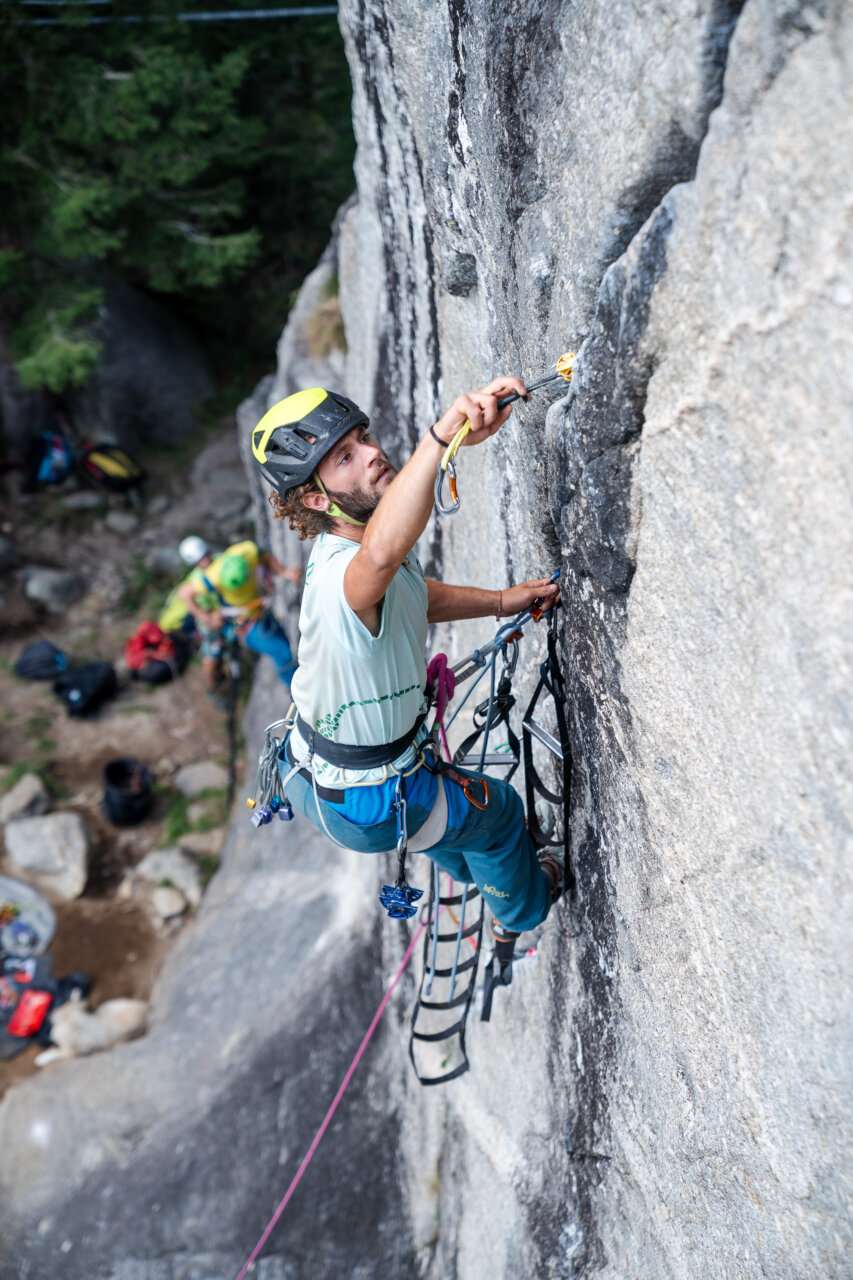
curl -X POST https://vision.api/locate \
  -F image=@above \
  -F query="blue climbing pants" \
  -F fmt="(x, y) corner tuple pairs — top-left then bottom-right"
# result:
(283, 763), (550, 934)
(243, 611), (296, 687)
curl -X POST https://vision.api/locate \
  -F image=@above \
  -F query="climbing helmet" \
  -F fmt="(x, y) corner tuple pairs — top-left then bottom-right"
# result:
(250, 387), (369, 498)
(179, 535), (210, 566)
(220, 553), (249, 591)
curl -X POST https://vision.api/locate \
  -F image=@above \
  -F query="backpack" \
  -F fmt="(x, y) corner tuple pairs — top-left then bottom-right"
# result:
(22, 433), (74, 492)
(81, 444), (144, 494)
(125, 621), (186, 685)
(52, 661), (117, 717)
(15, 639), (69, 681)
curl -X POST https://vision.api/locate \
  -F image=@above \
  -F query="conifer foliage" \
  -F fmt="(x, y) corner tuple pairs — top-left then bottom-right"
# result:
(0, 1), (354, 393)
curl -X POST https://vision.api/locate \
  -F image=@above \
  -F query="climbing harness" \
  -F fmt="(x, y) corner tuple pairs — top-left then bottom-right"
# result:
(434, 352), (575, 515)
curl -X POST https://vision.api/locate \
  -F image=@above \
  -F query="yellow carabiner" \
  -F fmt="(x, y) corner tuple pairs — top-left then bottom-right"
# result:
(434, 418), (471, 515)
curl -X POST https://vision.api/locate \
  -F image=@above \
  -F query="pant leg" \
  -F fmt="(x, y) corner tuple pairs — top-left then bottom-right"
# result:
(243, 612), (296, 686)
(422, 772), (550, 933)
(283, 764), (548, 929)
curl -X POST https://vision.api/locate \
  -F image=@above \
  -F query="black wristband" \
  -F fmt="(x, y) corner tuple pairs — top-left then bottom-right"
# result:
(429, 424), (452, 448)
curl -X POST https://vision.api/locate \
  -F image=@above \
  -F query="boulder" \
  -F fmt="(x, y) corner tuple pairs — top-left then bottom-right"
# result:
(61, 492), (103, 512)
(146, 494), (170, 517)
(135, 847), (202, 909)
(24, 567), (86, 613)
(38, 998), (148, 1062)
(178, 828), (226, 859)
(173, 762), (229, 798)
(150, 885), (188, 924)
(104, 510), (140, 535)
(0, 774), (49, 824)
(145, 544), (185, 574)
(3, 812), (89, 899)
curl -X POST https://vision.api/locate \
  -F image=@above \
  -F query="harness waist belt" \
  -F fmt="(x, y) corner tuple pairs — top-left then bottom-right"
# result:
(283, 735), (346, 803)
(294, 708), (429, 769)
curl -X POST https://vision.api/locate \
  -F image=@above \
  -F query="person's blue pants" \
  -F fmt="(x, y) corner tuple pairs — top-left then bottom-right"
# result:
(283, 764), (550, 933)
(243, 612), (296, 686)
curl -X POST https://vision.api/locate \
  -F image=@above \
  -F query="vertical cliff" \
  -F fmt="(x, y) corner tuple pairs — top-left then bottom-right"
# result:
(250, 1), (852, 1275)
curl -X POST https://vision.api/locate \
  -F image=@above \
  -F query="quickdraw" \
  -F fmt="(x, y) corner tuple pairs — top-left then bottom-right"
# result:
(434, 352), (575, 515)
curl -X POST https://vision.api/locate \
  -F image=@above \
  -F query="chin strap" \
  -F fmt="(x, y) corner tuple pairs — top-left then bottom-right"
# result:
(313, 471), (367, 527)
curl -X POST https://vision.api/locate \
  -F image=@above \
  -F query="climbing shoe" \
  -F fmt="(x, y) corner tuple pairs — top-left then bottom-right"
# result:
(532, 798), (556, 842)
(538, 847), (566, 904)
(489, 918), (520, 945)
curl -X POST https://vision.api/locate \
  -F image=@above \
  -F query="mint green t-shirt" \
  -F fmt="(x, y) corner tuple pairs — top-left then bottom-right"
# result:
(289, 533), (430, 786)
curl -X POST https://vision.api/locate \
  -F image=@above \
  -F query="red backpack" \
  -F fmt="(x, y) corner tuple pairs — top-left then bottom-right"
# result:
(125, 621), (181, 685)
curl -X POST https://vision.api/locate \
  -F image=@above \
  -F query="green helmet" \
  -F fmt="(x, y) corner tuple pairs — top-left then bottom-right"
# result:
(220, 554), (249, 591)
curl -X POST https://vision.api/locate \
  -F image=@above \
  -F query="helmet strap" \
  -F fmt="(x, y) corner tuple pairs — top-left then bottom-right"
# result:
(312, 471), (367, 528)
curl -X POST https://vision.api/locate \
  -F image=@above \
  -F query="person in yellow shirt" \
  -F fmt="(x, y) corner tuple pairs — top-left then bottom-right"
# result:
(158, 536), (215, 635)
(177, 540), (300, 699)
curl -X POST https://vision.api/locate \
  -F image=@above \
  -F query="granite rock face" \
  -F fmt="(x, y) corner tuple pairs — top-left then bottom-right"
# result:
(254, 1), (851, 1276)
(0, 4), (849, 1279)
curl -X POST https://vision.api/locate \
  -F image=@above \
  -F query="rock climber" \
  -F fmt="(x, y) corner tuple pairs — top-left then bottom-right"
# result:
(250, 382), (565, 944)
(157, 535), (215, 637)
(176, 538), (301, 702)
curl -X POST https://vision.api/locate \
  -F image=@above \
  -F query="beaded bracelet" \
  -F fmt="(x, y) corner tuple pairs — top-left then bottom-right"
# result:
(495, 589), (503, 621)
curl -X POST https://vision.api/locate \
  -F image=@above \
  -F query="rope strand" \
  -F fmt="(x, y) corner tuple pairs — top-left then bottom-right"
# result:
(233, 922), (425, 1280)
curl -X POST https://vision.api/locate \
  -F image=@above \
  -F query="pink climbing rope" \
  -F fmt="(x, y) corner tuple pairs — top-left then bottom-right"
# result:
(234, 920), (426, 1280)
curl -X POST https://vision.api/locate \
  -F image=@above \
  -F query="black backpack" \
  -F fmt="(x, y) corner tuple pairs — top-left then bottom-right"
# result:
(15, 640), (69, 681)
(53, 662), (117, 717)
(81, 444), (144, 494)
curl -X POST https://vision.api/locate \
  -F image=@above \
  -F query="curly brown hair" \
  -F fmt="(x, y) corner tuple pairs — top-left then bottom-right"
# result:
(268, 479), (333, 541)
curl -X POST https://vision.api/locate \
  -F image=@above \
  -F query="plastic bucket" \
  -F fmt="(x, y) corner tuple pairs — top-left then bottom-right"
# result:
(102, 758), (152, 827)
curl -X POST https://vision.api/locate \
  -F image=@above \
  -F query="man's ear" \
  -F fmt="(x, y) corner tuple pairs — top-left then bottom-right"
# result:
(302, 489), (330, 513)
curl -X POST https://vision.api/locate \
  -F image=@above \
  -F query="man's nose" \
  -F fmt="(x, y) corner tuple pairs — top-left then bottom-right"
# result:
(359, 437), (383, 462)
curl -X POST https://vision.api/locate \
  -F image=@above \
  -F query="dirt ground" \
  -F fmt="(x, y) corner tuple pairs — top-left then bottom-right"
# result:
(0, 419), (255, 1098)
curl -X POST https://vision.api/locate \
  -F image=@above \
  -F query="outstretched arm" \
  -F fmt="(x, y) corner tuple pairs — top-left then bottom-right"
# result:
(344, 377), (528, 617)
(426, 577), (560, 625)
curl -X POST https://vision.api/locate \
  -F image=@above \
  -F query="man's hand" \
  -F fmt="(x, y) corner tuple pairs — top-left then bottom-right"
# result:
(499, 577), (560, 618)
(431, 376), (528, 447)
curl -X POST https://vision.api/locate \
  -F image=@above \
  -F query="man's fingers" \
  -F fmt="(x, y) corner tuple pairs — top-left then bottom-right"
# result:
(455, 393), (484, 433)
(483, 376), (528, 400)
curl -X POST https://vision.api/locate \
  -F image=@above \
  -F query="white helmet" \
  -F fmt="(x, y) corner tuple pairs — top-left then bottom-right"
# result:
(179, 535), (210, 567)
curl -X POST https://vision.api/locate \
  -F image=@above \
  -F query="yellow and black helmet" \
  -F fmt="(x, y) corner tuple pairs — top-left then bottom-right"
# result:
(251, 387), (369, 497)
